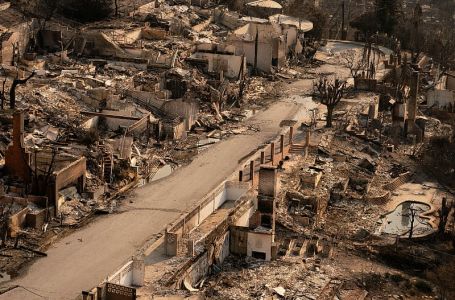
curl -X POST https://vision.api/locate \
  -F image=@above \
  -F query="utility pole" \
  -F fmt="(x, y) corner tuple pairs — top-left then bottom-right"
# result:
(341, 1), (346, 40)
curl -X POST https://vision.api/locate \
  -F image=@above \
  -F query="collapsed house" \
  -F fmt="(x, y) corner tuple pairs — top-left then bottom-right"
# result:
(245, 166), (278, 260)
(0, 6), (39, 66)
(4, 112), (86, 216)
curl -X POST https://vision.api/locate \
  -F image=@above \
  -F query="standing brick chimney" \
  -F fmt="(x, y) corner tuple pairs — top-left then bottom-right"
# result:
(5, 111), (31, 182)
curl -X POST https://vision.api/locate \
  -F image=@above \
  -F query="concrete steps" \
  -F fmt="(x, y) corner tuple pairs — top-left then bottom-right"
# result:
(383, 171), (413, 191)
(289, 144), (306, 154)
(99, 143), (113, 184)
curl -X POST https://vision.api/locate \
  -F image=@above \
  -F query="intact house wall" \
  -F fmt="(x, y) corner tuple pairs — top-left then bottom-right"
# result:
(227, 15), (311, 73)
(426, 89), (455, 110)
(162, 98), (199, 131)
(106, 258), (145, 287)
(126, 89), (199, 132)
(190, 51), (246, 79)
(165, 181), (250, 256)
(229, 22), (285, 73)
(247, 231), (274, 260)
(52, 157), (87, 214)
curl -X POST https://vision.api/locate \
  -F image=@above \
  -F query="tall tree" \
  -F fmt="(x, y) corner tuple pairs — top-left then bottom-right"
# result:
(375, 0), (402, 35)
(350, 12), (379, 40)
(314, 77), (347, 128)
(9, 72), (35, 109)
(285, 0), (329, 40)
(60, 0), (113, 23)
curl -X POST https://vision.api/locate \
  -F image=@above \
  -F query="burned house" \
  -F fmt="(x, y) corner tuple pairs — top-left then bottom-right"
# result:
(189, 43), (247, 79)
(228, 20), (285, 73)
(247, 166), (278, 260)
(228, 15), (313, 73)
(0, 7), (39, 66)
(4, 112), (86, 215)
(426, 71), (455, 111)
(245, 0), (283, 19)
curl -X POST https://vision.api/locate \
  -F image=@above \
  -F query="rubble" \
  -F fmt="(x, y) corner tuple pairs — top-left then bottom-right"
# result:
(0, 1), (454, 300)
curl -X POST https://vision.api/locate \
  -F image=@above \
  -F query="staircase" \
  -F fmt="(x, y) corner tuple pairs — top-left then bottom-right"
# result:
(99, 143), (113, 184)
(289, 143), (307, 154)
(146, 160), (161, 181)
(383, 171), (413, 191)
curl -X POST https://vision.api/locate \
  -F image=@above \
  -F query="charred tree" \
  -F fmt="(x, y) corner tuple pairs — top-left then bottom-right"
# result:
(314, 77), (346, 128)
(60, 0), (114, 23)
(0, 78), (7, 110)
(9, 71), (35, 109)
(438, 198), (451, 235)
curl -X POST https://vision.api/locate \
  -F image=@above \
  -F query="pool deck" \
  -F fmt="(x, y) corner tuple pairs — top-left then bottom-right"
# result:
(382, 176), (451, 237)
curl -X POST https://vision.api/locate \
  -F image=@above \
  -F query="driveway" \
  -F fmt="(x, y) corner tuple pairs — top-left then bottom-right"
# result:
(1, 97), (305, 299)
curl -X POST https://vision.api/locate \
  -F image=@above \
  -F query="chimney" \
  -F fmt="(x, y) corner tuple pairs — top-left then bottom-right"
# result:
(5, 111), (30, 182)
(12, 111), (25, 147)
(406, 69), (419, 133)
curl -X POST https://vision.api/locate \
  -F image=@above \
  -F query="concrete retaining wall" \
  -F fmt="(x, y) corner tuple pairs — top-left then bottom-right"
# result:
(107, 258), (145, 287)
(165, 181), (250, 256)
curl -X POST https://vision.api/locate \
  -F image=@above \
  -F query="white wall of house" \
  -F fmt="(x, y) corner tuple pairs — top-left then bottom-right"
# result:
(234, 205), (255, 227)
(233, 40), (274, 73)
(247, 231), (274, 261)
(107, 259), (144, 287)
(191, 52), (245, 78)
(427, 89), (455, 108)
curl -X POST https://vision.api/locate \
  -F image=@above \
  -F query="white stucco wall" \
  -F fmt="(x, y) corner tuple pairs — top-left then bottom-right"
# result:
(107, 259), (144, 287)
(427, 89), (455, 108)
(192, 52), (245, 78)
(234, 205), (255, 227)
(247, 231), (274, 261)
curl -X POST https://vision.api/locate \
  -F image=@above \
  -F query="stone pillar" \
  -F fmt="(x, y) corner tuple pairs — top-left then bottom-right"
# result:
(187, 239), (195, 257)
(250, 160), (255, 182)
(280, 134), (285, 159)
(165, 230), (179, 256)
(270, 143), (275, 166)
(289, 126), (294, 145)
(260, 151), (265, 164)
(305, 130), (311, 147)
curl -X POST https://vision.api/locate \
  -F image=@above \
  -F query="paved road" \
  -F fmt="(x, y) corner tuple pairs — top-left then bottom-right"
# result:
(1, 99), (304, 299)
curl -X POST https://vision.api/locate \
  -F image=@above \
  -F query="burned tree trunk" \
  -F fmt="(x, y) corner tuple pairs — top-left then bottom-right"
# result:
(314, 77), (346, 128)
(326, 105), (334, 128)
(439, 198), (451, 235)
(0, 78), (6, 110)
(9, 71), (35, 109)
